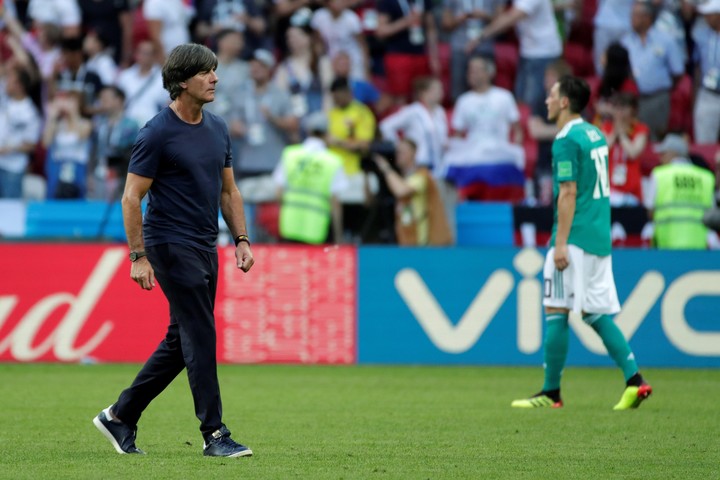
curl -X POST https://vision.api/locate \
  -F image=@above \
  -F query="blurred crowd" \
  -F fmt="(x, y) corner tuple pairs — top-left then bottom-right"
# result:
(0, 0), (719, 245)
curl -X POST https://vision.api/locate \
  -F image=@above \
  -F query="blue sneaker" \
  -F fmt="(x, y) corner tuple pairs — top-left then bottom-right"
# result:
(203, 426), (252, 457)
(93, 406), (145, 454)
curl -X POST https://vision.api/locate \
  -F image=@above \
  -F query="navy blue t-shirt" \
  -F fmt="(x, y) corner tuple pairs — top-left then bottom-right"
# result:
(128, 107), (232, 251)
(377, 0), (434, 55)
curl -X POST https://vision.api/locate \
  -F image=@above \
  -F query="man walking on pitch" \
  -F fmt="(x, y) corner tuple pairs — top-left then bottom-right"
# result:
(512, 76), (652, 410)
(93, 44), (255, 457)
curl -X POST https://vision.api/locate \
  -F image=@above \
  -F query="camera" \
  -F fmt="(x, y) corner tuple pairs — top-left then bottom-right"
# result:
(361, 140), (397, 173)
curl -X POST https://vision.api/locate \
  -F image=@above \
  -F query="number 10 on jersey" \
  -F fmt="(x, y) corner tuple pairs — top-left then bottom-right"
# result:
(591, 146), (610, 199)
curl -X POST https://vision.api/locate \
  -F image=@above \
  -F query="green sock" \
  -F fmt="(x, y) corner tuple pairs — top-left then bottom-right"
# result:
(586, 314), (638, 381)
(542, 313), (569, 392)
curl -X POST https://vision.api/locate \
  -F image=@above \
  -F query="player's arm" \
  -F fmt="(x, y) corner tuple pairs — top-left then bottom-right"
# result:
(122, 173), (156, 290)
(554, 181), (576, 271)
(220, 167), (254, 273)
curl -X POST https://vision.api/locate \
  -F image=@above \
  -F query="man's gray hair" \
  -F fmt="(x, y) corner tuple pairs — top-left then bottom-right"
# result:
(162, 43), (218, 100)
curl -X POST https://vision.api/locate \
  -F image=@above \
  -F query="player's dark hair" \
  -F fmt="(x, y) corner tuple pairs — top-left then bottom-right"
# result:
(558, 75), (590, 114)
(162, 43), (218, 100)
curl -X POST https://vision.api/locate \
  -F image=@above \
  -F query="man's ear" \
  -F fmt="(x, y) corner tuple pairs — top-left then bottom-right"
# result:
(179, 81), (187, 89)
(560, 96), (569, 110)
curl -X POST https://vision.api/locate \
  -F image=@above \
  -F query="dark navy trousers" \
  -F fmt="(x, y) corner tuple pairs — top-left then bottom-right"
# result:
(114, 243), (223, 438)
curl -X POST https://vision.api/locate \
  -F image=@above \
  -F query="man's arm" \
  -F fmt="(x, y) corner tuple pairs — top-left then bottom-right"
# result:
(479, 7), (527, 40)
(425, 8), (440, 75)
(220, 167), (254, 272)
(375, 12), (413, 40)
(121, 173), (156, 290)
(554, 180), (576, 271)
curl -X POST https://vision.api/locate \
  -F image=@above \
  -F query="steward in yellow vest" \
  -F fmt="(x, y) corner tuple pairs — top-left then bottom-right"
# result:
(272, 113), (348, 244)
(648, 134), (716, 249)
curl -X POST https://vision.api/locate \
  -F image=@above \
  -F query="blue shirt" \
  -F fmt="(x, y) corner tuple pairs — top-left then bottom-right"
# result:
(351, 79), (380, 106)
(129, 107), (232, 251)
(594, 0), (633, 30)
(622, 27), (684, 94)
(692, 21), (720, 80)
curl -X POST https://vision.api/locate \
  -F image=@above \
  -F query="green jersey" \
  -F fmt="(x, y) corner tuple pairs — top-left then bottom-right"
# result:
(550, 118), (612, 256)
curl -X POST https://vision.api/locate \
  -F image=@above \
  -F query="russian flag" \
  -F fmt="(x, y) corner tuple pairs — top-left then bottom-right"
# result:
(444, 137), (526, 188)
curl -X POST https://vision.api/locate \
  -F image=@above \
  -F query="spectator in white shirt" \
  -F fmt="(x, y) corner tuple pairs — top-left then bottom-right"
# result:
(83, 30), (118, 87)
(445, 57), (525, 201)
(311, 0), (368, 80)
(380, 76), (448, 173)
(143, 0), (194, 61)
(27, 0), (81, 38)
(452, 56), (522, 148)
(115, 41), (169, 127)
(478, 0), (562, 113)
(0, 68), (42, 199)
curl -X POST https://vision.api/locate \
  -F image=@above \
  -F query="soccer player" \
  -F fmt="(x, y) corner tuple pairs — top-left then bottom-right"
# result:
(93, 44), (255, 456)
(511, 75), (652, 410)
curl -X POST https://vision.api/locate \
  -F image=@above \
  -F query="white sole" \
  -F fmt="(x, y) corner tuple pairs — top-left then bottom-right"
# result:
(93, 409), (127, 455)
(228, 449), (253, 458)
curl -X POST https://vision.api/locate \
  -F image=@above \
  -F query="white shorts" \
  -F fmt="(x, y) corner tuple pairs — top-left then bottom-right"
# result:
(542, 245), (621, 316)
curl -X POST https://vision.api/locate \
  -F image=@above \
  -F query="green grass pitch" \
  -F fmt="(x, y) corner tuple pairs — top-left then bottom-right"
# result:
(0, 364), (718, 479)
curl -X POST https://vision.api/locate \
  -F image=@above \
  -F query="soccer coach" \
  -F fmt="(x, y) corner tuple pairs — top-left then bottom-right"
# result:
(93, 43), (255, 458)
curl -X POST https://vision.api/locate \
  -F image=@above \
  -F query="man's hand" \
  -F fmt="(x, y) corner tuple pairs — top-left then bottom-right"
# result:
(554, 244), (570, 271)
(131, 258), (156, 290)
(236, 243), (254, 272)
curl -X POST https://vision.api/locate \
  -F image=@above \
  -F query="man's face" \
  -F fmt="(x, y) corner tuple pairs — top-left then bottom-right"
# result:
(546, 82), (563, 122)
(99, 89), (122, 113)
(135, 42), (156, 68)
(218, 31), (244, 58)
(250, 60), (270, 83)
(183, 69), (218, 104)
(466, 59), (490, 89)
(62, 50), (83, 70)
(332, 53), (351, 76)
(631, 3), (651, 33)
(396, 141), (416, 170)
(331, 88), (352, 108)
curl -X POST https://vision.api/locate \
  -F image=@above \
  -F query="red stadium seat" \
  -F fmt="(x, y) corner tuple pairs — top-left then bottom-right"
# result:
(494, 42), (518, 92)
(564, 43), (595, 77)
(567, 0), (598, 48)
(690, 143), (720, 170)
(669, 74), (693, 136)
(438, 42), (452, 106)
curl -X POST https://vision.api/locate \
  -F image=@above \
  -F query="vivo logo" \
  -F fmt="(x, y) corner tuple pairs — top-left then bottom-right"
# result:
(0, 249), (123, 361)
(395, 248), (720, 357)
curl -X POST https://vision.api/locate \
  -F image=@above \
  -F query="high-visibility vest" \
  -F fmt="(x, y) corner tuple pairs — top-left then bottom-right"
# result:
(279, 145), (342, 244)
(654, 162), (715, 249)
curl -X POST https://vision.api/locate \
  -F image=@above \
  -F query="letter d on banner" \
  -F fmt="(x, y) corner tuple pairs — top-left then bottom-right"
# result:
(1, 248), (123, 361)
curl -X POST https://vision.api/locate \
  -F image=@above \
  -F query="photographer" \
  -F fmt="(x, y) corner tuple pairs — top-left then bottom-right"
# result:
(373, 138), (451, 246)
